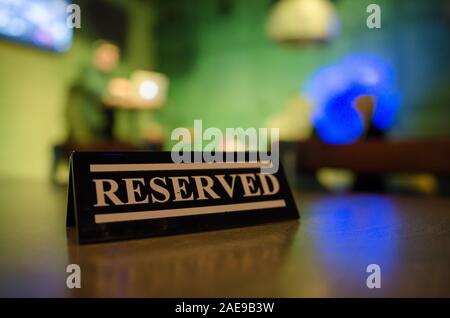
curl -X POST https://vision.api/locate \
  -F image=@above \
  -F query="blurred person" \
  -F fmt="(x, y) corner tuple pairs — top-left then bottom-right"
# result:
(52, 41), (126, 183)
(65, 40), (122, 144)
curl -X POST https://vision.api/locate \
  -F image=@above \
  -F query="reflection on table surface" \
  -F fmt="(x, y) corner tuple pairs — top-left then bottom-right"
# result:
(0, 178), (449, 297)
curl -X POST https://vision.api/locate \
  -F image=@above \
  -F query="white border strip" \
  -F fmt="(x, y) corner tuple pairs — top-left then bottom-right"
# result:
(94, 199), (286, 224)
(90, 161), (272, 172)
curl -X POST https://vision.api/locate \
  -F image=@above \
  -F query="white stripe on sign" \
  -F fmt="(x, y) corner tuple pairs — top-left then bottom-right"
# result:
(90, 161), (272, 172)
(94, 199), (286, 224)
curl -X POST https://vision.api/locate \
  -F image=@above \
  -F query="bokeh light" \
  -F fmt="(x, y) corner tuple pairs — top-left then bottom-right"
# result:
(0, 0), (72, 52)
(303, 53), (402, 144)
(139, 80), (159, 101)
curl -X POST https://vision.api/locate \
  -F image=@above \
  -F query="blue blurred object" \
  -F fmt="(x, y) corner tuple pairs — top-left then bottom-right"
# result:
(340, 53), (397, 93)
(0, 0), (73, 52)
(303, 53), (401, 144)
(314, 85), (366, 144)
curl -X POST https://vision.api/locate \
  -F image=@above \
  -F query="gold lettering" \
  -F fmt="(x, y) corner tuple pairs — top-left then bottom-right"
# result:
(257, 173), (280, 196)
(122, 178), (149, 205)
(92, 179), (124, 207)
(150, 177), (170, 203)
(169, 176), (195, 201)
(215, 174), (237, 198)
(192, 176), (220, 200)
(239, 174), (261, 197)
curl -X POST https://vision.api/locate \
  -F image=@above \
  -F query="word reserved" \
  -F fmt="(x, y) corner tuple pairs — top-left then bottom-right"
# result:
(93, 173), (280, 207)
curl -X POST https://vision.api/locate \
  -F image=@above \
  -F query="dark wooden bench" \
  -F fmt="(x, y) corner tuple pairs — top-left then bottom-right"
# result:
(296, 138), (450, 175)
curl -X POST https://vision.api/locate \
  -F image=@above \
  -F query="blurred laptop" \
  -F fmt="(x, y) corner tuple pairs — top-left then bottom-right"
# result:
(105, 70), (169, 109)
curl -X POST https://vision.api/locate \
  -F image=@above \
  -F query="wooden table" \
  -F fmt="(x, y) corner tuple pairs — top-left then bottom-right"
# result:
(0, 178), (449, 297)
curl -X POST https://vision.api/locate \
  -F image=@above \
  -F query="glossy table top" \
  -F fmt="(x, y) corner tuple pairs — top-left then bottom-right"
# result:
(0, 178), (449, 297)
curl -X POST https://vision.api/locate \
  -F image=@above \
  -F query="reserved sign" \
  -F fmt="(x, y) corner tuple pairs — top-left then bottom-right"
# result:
(67, 152), (299, 243)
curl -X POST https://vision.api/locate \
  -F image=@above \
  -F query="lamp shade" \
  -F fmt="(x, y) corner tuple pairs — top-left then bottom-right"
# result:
(266, 0), (339, 45)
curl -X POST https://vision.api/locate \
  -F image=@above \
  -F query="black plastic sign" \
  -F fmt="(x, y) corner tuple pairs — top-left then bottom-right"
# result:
(67, 152), (299, 244)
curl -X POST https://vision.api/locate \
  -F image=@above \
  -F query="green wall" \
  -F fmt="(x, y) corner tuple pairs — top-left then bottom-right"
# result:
(159, 0), (450, 144)
(0, 37), (90, 180)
